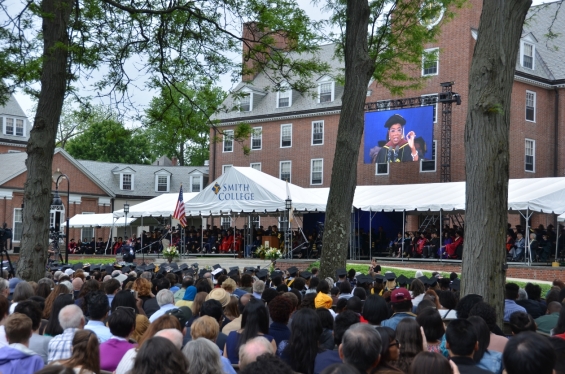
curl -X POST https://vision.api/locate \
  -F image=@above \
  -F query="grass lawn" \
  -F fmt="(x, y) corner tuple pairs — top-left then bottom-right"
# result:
(67, 258), (117, 265)
(308, 261), (553, 295)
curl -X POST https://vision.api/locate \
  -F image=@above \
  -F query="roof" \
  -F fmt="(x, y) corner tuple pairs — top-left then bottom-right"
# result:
(0, 152), (28, 185)
(0, 95), (27, 118)
(212, 43), (344, 124)
(516, 2), (565, 81)
(0, 95), (31, 144)
(77, 159), (208, 197)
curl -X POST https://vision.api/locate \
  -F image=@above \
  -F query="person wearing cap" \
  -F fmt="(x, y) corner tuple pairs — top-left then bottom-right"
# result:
(335, 268), (347, 287)
(373, 114), (420, 163)
(286, 267), (299, 289)
(384, 272), (397, 291)
(381, 288), (415, 330)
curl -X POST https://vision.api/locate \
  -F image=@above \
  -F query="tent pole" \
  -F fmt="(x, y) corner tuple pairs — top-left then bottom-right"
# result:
(439, 210), (443, 263)
(402, 210), (405, 263)
(141, 216), (144, 264)
(555, 214), (559, 262)
(369, 209), (372, 261)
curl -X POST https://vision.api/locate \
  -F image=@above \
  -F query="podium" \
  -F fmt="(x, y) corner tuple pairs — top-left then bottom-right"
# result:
(262, 235), (279, 249)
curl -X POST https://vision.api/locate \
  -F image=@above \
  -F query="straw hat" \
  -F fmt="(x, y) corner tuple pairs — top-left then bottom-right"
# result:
(205, 288), (230, 307)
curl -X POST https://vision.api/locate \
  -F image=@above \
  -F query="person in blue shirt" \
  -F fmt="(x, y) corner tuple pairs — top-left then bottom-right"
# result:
(381, 288), (416, 330)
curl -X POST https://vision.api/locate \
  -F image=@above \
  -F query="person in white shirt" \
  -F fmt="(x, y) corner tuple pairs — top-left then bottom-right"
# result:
(148, 290), (177, 323)
(83, 291), (112, 343)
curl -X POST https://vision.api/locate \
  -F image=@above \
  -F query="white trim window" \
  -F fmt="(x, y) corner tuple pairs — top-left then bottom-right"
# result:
(239, 93), (252, 112)
(250, 162), (261, 171)
(520, 41), (535, 70)
(526, 91), (536, 122)
(318, 81), (335, 103)
(277, 88), (292, 108)
(251, 127), (262, 150)
(312, 121), (324, 145)
(251, 216), (260, 229)
(155, 173), (170, 192)
(525, 139), (535, 172)
(13, 208), (22, 242)
(121, 174), (133, 190)
(3, 117), (26, 137)
(420, 140), (437, 172)
(221, 217), (231, 230)
(222, 165), (233, 174)
(310, 159), (323, 185)
(422, 48), (439, 76)
(421, 94), (438, 123)
(280, 124), (292, 148)
(223, 130), (234, 153)
(190, 174), (202, 192)
(376, 163), (389, 176)
(280, 161), (291, 182)
(81, 212), (95, 241)
(376, 100), (391, 111)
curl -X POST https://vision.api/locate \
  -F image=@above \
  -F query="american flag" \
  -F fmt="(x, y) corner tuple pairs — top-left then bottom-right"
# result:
(173, 185), (187, 227)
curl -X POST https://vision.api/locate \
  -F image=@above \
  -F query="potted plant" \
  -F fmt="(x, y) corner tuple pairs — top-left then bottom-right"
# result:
(162, 246), (179, 263)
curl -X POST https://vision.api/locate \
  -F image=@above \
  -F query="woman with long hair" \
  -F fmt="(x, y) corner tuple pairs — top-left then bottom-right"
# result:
(409, 279), (426, 311)
(183, 338), (224, 374)
(394, 318), (424, 373)
(188, 292), (209, 326)
(467, 316), (503, 374)
(223, 298), (276, 364)
(111, 290), (149, 342)
(223, 296), (240, 323)
(280, 308), (322, 374)
(44, 294), (74, 337)
(372, 326), (402, 373)
(416, 308), (445, 353)
(130, 337), (187, 374)
(10, 281), (35, 313)
(43, 285), (70, 319)
(131, 278), (154, 312)
(362, 295), (390, 326)
(74, 280), (99, 316)
(53, 330), (100, 374)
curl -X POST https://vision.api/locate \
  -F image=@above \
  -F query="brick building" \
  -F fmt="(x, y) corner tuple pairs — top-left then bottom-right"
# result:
(211, 0), (565, 230)
(0, 96), (208, 250)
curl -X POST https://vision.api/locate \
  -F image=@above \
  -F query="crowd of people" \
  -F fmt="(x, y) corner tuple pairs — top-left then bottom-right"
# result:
(0, 260), (563, 374)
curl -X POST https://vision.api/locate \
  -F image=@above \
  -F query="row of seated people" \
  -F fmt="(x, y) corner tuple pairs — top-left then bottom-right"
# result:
(388, 230), (464, 259)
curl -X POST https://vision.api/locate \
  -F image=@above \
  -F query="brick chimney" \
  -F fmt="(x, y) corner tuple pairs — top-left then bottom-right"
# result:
(172, 157), (178, 166)
(242, 22), (292, 82)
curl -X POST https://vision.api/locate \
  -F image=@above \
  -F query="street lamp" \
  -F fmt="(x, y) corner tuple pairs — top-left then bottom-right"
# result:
(123, 202), (130, 247)
(52, 174), (70, 264)
(285, 197), (292, 257)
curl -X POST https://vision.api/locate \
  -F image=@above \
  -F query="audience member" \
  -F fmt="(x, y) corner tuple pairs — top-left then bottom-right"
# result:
(14, 300), (51, 364)
(535, 301), (561, 334)
(239, 336), (275, 370)
(503, 283), (526, 322)
(408, 351), (453, 374)
(183, 337), (225, 374)
(280, 308), (323, 374)
(445, 319), (491, 374)
(130, 336), (187, 374)
(373, 326), (402, 373)
(467, 316), (503, 374)
(381, 288), (415, 330)
(0, 313), (44, 374)
(83, 291), (112, 342)
(51, 330), (99, 374)
(339, 323), (382, 374)
(99, 306), (136, 371)
(503, 332), (555, 374)
(47, 305), (84, 363)
(395, 318), (423, 373)
(268, 296), (293, 346)
(148, 289), (176, 322)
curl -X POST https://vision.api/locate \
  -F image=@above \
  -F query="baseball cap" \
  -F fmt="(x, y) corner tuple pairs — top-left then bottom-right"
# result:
(390, 288), (412, 304)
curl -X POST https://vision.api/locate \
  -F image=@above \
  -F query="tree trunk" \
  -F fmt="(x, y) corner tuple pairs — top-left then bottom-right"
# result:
(319, 0), (375, 280)
(17, 0), (73, 281)
(462, 0), (531, 327)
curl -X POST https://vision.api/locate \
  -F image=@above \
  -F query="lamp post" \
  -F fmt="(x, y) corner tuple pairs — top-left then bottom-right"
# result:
(285, 197), (292, 258)
(124, 202), (130, 241)
(52, 174), (70, 264)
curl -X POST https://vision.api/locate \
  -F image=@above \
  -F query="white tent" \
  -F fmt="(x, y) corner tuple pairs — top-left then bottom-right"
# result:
(184, 167), (327, 216)
(352, 177), (565, 214)
(69, 213), (127, 227)
(113, 192), (199, 218)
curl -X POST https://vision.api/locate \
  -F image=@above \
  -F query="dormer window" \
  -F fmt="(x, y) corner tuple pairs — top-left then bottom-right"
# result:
(154, 169), (172, 192)
(190, 174), (202, 192)
(239, 93), (252, 112)
(122, 174), (133, 190)
(2, 117), (25, 137)
(277, 88), (292, 108)
(318, 81), (334, 103)
(521, 41), (535, 69)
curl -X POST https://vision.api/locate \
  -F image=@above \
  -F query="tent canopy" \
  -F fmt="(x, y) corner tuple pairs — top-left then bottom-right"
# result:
(69, 213), (161, 227)
(113, 192), (199, 218)
(354, 177), (565, 214)
(184, 167), (327, 216)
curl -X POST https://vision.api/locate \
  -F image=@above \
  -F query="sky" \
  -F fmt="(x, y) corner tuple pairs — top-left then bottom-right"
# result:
(13, 0), (549, 121)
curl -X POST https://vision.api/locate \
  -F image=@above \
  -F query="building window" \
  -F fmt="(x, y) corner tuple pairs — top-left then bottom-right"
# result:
(239, 93), (251, 112)
(280, 124), (292, 148)
(251, 216), (260, 229)
(377, 100), (391, 111)
(81, 212), (95, 241)
(521, 42), (535, 69)
(222, 165), (233, 174)
(525, 139), (535, 172)
(526, 91), (536, 122)
(311, 159), (323, 185)
(420, 140), (436, 172)
(280, 161), (291, 182)
(15, 119), (23, 136)
(277, 89), (292, 108)
(376, 163), (389, 175)
(318, 82), (334, 103)
(190, 175), (202, 192)
(156, 175), (169, 192)
(122, 174), (133, 190)
(422, 48), (439, 76)
(251, 127), (262, 150)
(3, 118), (25, 137)
(13, 209), (22, 242)
(223, 130), (234, 152)
(221, 217), (231, 230)
(312, 121), (324, 145)
(5, 118), (13, 135)
(250, 163), (261, 171)
(421, 94), (438, 123)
